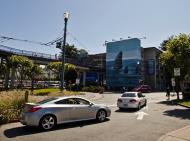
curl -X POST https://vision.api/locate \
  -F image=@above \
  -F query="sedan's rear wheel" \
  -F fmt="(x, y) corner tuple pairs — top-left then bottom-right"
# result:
(96, 110), (107, 122)
(40, 115), (56, 130)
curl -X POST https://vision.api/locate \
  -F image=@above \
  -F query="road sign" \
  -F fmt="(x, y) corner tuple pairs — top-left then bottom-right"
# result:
(76, 78), (80, 84)
(171, 78), (175, 86)
(174, 68), (180, 76)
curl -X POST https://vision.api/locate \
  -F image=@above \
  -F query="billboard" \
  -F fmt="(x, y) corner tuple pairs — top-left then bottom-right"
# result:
(106, 38), (143, 88)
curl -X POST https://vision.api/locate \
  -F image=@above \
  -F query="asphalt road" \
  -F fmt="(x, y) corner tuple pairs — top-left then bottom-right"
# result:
(0, 92), (190, 141)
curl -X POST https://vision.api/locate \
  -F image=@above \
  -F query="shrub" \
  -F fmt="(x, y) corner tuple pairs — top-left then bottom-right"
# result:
(33, 88), (60, 95)
(82, 86), (104, 93)
(0, 93), (25, 125)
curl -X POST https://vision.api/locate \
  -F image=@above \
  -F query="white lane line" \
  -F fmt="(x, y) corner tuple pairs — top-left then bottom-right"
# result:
(135, 112), (149, 120)
(108, 104), (117, 107)
(142, 105), (148, 110)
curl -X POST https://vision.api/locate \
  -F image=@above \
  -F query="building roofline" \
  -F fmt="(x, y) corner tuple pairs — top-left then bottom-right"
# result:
(142, 46), (163, 52)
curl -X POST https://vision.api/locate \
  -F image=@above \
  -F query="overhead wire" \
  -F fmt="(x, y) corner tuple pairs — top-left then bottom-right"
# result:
(0, 35), (51, 46)
(67, 31), (89, 52)
(0, 29), (90, 52)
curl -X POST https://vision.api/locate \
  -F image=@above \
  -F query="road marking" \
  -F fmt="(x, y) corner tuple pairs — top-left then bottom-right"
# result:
(108, 104), (117, 107)
(142, 105), (148, 110)
(135, 111), (149, 120)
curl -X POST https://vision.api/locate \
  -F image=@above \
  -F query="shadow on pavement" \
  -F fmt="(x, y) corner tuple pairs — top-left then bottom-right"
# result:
(4, 119), (110, 138)
(157, 100), (190, 120)
(163, 108), (190, 120)
(157, 100), (178, 106)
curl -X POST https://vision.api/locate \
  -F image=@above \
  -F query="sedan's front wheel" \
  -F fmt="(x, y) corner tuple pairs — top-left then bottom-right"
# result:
(96, 110), (107, 122)
(40, 115), (56, 130)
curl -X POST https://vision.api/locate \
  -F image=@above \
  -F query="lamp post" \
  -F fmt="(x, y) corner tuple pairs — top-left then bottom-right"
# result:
(60, 12), (69, 91)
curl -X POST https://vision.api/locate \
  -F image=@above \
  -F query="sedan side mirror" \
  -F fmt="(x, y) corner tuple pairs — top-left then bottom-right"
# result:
(89, 103), (94, 106)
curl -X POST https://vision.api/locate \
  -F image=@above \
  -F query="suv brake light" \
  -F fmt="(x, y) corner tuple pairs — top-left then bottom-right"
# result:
(129, 99), (137, 103)
(117, 99), (122, 103)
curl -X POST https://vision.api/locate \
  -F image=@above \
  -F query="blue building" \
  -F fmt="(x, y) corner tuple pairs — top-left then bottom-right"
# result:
(106, 38), (143, 90)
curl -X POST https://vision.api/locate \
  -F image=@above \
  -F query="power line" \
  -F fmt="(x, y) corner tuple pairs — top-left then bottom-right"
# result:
(67, 31), (89, 51)
(0, 35), (51, 46)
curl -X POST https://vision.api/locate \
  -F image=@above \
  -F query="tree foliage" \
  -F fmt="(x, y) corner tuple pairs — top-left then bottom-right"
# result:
(7, 55), (33, 88)
(29, 64), (43, 79)
(160, 36), (174, 51)
(47, 62), (77, 84)
(64, 63), (78, 84)
(65, 44), (79, 58)
(5, 55), (44, 89)
(160, 33), (190, 80)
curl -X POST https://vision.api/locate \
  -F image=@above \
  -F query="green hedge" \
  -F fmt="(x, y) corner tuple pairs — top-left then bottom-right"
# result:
(82, 86), (104, 93)
(33, 88), (60, 95)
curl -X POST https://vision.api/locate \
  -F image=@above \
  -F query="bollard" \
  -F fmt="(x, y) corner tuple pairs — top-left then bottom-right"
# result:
(25, 91), (29, 103)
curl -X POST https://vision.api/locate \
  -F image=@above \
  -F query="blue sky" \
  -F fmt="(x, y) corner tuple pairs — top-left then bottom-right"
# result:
(0, 0), (190, 55)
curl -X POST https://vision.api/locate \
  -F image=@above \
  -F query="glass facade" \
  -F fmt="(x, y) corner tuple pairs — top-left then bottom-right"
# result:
(147, 59), (155, 75)
(106, 38), (143, 88)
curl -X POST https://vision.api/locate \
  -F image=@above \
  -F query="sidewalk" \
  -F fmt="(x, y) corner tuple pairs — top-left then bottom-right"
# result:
(157, 125), (190, 141)
(79, 92), (103, 101)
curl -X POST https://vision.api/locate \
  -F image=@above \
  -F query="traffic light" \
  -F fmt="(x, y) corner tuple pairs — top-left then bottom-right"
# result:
(56, 41), (62, 49)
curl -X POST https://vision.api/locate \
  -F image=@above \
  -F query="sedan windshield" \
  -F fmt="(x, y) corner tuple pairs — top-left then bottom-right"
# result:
(122, 93), (136, 97)
(37, 97), (58, 105)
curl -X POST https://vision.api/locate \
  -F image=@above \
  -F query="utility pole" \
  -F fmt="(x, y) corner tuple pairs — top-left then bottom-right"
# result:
(60, 12), (69, 92)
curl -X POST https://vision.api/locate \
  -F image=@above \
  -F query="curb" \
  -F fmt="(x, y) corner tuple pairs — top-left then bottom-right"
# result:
(157, 125), (190, 141)
(178, 103), (190, 109)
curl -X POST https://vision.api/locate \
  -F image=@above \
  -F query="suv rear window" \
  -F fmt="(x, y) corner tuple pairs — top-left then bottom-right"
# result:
(122, 93), (136, 97)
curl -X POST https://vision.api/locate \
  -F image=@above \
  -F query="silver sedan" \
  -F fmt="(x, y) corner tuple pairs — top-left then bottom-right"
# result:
(117, 92), (147, 110)
(20, 96), (111, 130)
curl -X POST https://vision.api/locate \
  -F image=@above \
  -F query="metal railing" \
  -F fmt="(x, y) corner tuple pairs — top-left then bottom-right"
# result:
(0, 45), (58, 60)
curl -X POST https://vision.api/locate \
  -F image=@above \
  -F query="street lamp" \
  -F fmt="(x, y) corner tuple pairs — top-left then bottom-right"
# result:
(60, 12), (69, 91)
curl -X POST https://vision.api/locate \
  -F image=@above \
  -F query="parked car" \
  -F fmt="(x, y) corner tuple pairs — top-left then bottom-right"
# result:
(117, 92), (147, 110)
(132, 85), (151, 93)
(20, 96), (111, 130)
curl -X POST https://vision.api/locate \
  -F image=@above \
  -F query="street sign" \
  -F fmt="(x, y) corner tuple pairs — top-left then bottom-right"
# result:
(76, 78), (80, 84)
(171, 78), (175, 86)
(174, 68), (180, 76)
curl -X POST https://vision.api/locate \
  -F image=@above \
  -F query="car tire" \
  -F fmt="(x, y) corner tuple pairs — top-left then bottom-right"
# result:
(39, 115), (56, 130)
(96, 110), (107, 122)
(119, 107), (124, 110)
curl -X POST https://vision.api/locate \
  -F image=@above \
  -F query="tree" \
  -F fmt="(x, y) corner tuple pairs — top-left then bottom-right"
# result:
(160, 36), (174, 51)
(29, 64), (43, 91)
(28, 64), (43, 79)
(47, 62), (77, 86)
(160, 33), (190, 99)
(64, 63), (77, 85)
(65, 44), (79, 58)
(6, 55), (33, 89)
(47, 62), (61, 80)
